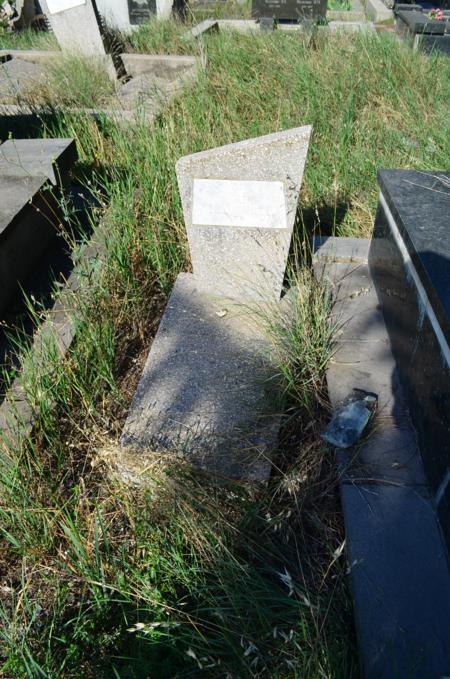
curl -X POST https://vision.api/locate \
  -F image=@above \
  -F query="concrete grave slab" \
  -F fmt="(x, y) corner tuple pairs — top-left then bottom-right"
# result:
(0, 138), (77, 187)
(120, 272), (280, 482)
(176, 125), (311, 301)
(0, 51), (200, 123)
(0, 58), (44, 102)
(182, 19), (219, 40)
(365, 0), (393, 23)
(0, 137), (78, 316)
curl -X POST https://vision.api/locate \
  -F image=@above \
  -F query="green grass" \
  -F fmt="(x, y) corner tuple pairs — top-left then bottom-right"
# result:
(0, 23), (449, 677)
(0, 27), (58, 50)
(327, 0), (352, 11)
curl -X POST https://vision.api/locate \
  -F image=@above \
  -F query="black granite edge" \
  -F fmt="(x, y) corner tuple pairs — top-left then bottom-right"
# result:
(377, 169), (450, 351)
(398, 10), (447, 31)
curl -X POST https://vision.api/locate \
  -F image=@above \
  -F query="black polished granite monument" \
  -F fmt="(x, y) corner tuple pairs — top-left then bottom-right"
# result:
(394, 5), (450, 54)
(252, 0), (327, 21)
(369, 169), (450, 550)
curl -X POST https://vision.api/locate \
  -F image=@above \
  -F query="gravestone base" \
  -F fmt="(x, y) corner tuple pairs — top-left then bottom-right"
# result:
(251, 0), (327, 21)
(120, 273), (280, 483)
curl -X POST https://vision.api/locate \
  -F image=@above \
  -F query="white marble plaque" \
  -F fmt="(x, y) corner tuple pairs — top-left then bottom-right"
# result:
(46, 0), (86, 14)
(192, 179), (287, 229)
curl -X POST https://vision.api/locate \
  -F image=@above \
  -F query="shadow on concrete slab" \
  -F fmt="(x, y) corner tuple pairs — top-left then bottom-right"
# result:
(120, 272), (282, 483)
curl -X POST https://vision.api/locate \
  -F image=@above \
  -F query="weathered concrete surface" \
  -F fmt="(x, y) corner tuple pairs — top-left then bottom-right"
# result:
(182, 19), (219, 40)
(218, 17), (374, 31)
(365, 0), (393, 23)
(176, 126), (311, 301)
(326, 9), (365, 20)
(0, 50), (60, 64)
(121, 273), (280, 482)
(0, 138), (77, 187)
(119, 53), (198, 80)
(0, 58), (44, 102)
(117, 73), (171, 111)
(116, 56), (199, 110)
(39, 0), (116, 78)
(314, 236), (450, 679)
(0, 52), (199, 120)
(328, 19), (375, 30)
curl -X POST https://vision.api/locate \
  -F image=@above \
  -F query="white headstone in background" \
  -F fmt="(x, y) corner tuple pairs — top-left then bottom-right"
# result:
(46, 0), (86, 13)
(96, 0), (173, 33)
(40, 0), (116, 77)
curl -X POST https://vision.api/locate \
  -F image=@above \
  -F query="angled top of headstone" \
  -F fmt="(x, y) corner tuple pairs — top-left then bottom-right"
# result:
(176, 125), (312, 301)
(0, 138), (77, 186)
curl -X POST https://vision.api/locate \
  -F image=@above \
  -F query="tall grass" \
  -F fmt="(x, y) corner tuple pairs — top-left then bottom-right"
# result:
(26, 55), (117, 108)
(0, 25), (449, 676)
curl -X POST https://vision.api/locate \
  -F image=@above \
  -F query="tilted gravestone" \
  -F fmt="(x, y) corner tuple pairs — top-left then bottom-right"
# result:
(120, 127), (312, 482)
(39, 0), (117, 78)
(252, 0), (327, 21)
(176, 125), (312, 301)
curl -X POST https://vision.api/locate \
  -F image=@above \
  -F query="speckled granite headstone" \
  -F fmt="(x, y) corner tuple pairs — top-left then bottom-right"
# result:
(176, 125), (312, 301)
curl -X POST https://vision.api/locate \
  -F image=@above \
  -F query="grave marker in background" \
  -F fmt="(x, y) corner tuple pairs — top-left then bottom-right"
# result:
(40, 0), (117, 78)
(95, 0), (174, 32)
(252, 0), (327, 21)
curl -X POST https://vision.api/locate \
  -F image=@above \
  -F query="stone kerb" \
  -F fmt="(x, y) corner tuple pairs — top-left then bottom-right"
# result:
(176, 126), (312, 301)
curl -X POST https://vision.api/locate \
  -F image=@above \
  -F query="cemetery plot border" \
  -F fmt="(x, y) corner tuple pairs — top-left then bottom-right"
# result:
(0, 51), (200, 122)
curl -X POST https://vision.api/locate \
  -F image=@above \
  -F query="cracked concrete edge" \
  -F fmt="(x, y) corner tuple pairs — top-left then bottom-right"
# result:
(182, 19), (219, 41)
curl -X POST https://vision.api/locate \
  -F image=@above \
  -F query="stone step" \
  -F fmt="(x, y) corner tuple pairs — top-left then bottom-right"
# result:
(120, 272), (280, 483)
(313, 236), (450, 679)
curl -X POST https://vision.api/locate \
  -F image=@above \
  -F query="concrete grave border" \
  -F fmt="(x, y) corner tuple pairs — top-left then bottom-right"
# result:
(0, 50), (200, 123)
